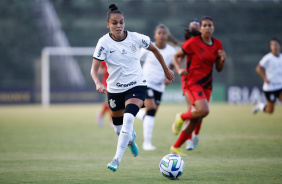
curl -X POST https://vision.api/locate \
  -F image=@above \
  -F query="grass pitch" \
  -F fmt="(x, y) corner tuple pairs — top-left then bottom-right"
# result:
(0, 103), (281, 184)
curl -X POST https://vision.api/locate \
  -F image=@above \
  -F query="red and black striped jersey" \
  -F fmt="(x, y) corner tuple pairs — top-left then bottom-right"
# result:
(182, 36), (222, 90)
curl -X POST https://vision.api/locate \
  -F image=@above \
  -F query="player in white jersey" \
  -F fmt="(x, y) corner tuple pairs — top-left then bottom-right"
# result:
(90, 4), (174, 172)
(135, 24), (177, 151)
(253, 38), (282, 114)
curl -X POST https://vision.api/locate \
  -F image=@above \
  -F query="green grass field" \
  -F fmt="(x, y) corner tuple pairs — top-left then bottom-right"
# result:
(0, 103), (281, 184)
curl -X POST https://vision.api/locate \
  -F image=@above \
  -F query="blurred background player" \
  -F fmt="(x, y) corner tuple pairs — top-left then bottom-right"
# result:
(96, 61), (112, 127)
(253, 38), (282, 114)
(170, 16), (226, 156)
(181, 20), (203, 151)
(91, 4), (174, 172)
(136, 24), (177, 151)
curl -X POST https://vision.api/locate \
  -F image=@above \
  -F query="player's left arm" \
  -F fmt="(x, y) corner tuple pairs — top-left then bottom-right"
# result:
(215, 49), (226, 72)
(147, 42), (174, 82)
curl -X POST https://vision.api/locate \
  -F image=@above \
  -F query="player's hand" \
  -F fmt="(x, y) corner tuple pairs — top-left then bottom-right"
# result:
(177, 68), (188, 76)
(96, 82), (107, 94)
(164, 78), (171, 85)
(218, 50), (226, 62)
(164, 68), (174, 82)
(264, 78), (270, 84)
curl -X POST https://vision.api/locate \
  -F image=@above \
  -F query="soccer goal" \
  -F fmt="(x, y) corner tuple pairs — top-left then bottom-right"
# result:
(41, 47), (95, 108)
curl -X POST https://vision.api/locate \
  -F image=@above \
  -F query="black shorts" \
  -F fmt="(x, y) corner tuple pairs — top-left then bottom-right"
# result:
(264, 88), (282, 102)
(146, 87), (163, 105)
(107, 86), (147, 111)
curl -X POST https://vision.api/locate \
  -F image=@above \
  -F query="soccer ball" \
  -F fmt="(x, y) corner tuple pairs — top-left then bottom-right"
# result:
(159, 154), (185, 180)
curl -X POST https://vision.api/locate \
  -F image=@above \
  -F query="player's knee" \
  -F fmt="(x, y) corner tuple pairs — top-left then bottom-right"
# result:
(199, 108), (209, 117)
(112, 116), (123, 126)
(146, 109), (156, 117)
(125, 103), (140, 117)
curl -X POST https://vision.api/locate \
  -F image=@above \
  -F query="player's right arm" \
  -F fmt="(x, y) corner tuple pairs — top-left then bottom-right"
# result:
(172, 49), (187, 76)
(90, 58), (107, 94)
(256, 64), (270, 84)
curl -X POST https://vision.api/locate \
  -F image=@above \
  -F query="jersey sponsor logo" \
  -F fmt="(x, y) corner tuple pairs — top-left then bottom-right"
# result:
(109, 99), (116, 108)
(110, 50), (116, 53)
(130, 44), (137, 53)
(97, 46), (104, 57)
(142, 39), (149, 48)
(116, 81), (137, 88)
(122, 49), (127, 54)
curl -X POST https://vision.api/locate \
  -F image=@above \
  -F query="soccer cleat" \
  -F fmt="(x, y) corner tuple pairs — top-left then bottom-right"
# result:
(193, 134), (199, 148)
(128, 131), (139, 157)
(107, 158), (119, 172)
(96, 113), (104, 127)
(185, 139), (194, 150)
(170, 146), (186, 156)
(172, 113), (184, 135)
(142, 143), (157, 151)
(252, 102), (265, 114)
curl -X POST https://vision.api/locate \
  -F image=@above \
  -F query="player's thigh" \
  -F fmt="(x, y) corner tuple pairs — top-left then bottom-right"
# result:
(125, 98), (144, 108)
(278, 90), (282, 102)
(193, 98), (209, 114)
(111, 109), (125, 117)
(265, 100), (275, 113)
(144, 98), (157, 110)
(184, 91), (192, 109)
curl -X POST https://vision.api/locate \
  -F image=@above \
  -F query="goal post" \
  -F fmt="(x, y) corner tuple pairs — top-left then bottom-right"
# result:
(41, 47), (95, 108)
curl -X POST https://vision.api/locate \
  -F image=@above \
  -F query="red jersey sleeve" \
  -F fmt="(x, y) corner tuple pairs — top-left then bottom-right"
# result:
(182, 39), (193, 55)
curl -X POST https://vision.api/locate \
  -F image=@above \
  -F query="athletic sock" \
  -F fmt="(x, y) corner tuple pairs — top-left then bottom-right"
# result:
(113, 125), (122, 135)
(173, 131), (190, 148)
(143, 115), (155, 145)
(136, 109), (145, 121)
(180, 109), (193, 121)
(114, 113), (134, 163)
(186, 134), (192, 140)
(194, 121), (202, 135)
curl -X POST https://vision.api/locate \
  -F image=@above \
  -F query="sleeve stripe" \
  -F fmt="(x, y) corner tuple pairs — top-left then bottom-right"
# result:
(93, 57), (104, 61)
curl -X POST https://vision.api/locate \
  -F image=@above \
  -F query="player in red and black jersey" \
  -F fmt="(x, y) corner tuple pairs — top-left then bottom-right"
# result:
(171, 16), (226, 156)
(96, 61), (112, 127)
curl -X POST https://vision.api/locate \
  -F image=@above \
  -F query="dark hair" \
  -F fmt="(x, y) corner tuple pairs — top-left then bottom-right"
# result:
(107, 4), (123, 22)
(184, 19), (201, 40)
(270, 37), (281, 46)
(200, 16), (213, 25)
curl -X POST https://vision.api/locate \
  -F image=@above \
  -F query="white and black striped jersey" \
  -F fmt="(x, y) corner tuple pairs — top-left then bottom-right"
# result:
(93, 31), (150, 93)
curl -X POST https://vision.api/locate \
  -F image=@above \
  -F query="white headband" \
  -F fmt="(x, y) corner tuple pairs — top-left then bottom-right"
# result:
(189, 21), (200, 27)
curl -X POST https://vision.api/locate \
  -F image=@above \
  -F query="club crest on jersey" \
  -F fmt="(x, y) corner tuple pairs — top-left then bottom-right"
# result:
(122, 49), (127, 54)
(109, 99), (116, 108)
(130, 44), (137, 53)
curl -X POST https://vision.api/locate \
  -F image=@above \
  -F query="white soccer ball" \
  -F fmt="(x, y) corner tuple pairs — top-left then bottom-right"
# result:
(159, 154), (185, 180)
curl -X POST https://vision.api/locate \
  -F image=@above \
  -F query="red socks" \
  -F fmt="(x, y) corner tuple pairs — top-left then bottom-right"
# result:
(194, 121), (202, 135)
(173, 131), (190, 148)
(180, 109), (193, 121)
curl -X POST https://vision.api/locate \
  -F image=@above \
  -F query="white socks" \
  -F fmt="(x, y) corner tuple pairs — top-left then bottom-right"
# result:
(113, 125), (122, 135)
(114, 113), (134, 163)
(258, 102), (266, 111)
(143, 115), (155, 146)
(136, 109), (145, 121)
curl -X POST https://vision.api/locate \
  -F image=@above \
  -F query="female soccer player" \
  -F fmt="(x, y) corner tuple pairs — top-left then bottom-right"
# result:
(170, 16), (226, 156)
(90, 4), (174, 172)
(181, 20), (203, 151)
(136, 24), (177, 151)
(96, 61), (112, 127)
(253, 38), (282, 114)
